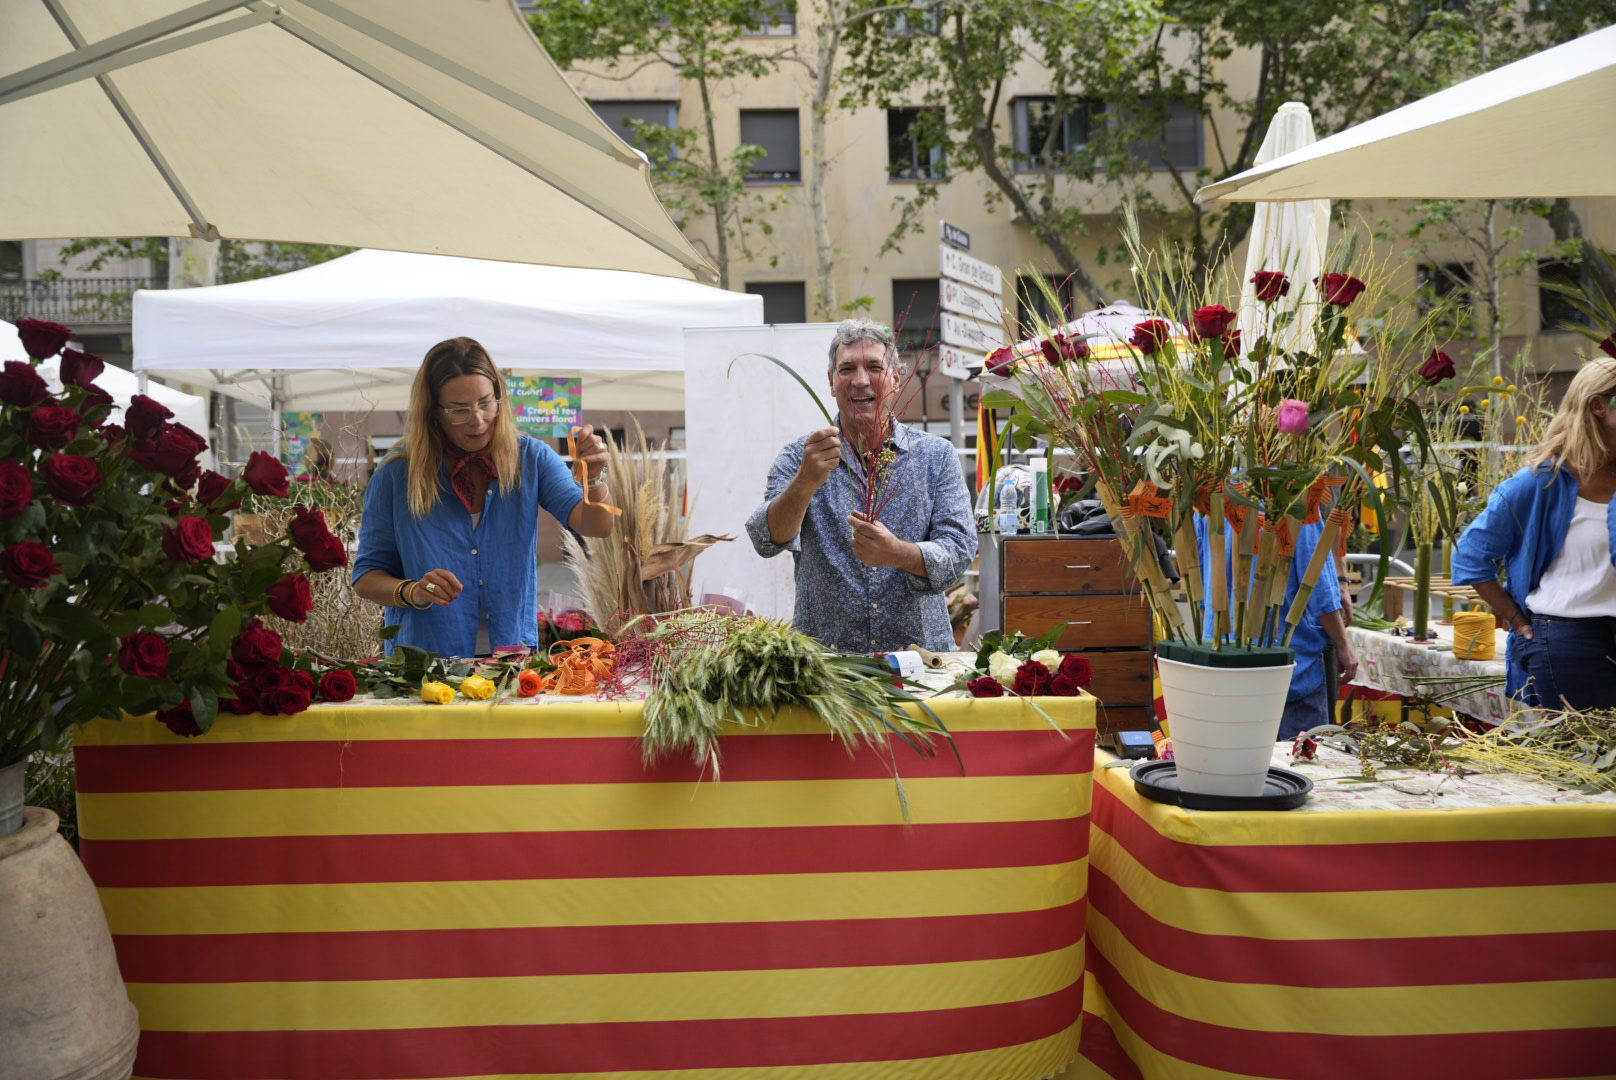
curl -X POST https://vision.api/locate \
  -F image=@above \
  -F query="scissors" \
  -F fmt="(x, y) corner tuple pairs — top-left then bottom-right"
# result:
(569, 425), (622, 517)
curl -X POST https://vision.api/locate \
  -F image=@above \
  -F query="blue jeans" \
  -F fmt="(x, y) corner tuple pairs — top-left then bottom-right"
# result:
(1279, 683), (1330, 741)
(1523, 614), (1616, 712)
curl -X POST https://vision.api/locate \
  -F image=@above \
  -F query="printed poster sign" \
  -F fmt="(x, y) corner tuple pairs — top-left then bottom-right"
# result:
(280, 412), (322, 473)
(507, 376), (582, 438)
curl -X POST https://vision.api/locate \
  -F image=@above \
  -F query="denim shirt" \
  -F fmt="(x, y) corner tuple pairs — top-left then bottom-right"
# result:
(745, 420), (976, 653)
(1194, 515), (1342, 704)
(352, 435), (583, 656)
(1451, 463), (1616, 699)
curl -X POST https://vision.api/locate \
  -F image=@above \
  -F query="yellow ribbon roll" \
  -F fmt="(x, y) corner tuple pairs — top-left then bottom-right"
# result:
(1451, 611), (1497, 661)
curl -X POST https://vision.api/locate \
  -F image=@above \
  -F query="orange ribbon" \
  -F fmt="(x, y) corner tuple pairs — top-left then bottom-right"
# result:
(1126, 481), (1173, 520)
(1263, 515), (1297, 558)
(569, 426), (622, 517)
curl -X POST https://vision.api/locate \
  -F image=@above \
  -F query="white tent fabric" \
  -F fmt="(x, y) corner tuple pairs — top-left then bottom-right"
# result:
(133, 249), (764, 413)
(2, 318), (209, 445)
(1198, 25), (1616, 203)
(1237, 103), (1329, 355)
(0, 0), (711, 281)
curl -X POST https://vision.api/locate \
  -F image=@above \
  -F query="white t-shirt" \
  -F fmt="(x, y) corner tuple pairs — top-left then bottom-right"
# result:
(1526, 497), (1616, 618)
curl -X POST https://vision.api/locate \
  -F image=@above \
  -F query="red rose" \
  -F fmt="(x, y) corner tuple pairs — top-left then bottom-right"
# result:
(1601, 333), (1616, 361)
(1049, 674), (1080, 697)
(1221, 329), (1242, 358)
(1250, 270), (1290, 302)
(1129, 319), (1174, 356)
(985, 346), (1016, 376)
(252, 666), (293, 694)
(289, 505), (333, 552)
(266, 683), (313, 716)
(40, 453), (101, 506)
(1, 541), (59, 588)
(131, 423), (207, 477)
(1191, 305), (1238, 340)
(0, 360), (50, 406)
(125, 394), (173, 439)
(243, 451), (290, 497)
(99, 423), (126, 445)
(117, 632), (170, 679)
(0, 461), (32, 520)
(162, 515), (216, 563)
(289, 668), (316, 695)
(1418, 350), (1457, 385)
(302, 532), (347, 572)
(26, 405), (81, 449)
(1011, 659), (1053, 697)
(196, 470), (238, 508)
(966, 675), (1004, 698)
(232, 618), (284, 669)
(319, 670), (358, 702)
(556, 611), (589, 634)
(77, 383), (115, 423)
(58, 348), (104, 387)
(221, 682), (261, 715)
(16, 318), (73, 359)
(157, 701), (203, 738)
(267, 571), (315, 623)
(1058, 654), (1092, 688)
(1315, 273), (1367, 307)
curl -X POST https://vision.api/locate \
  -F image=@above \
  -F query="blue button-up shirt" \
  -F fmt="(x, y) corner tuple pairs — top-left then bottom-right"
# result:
(1194, 515), (1342, 703)
(353, 435), (583, 656)
(1452, 463), (1616, 699)
(746, 420), (976, 653)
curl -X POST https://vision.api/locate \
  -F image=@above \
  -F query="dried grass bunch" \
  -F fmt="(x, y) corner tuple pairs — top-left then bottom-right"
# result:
(564, 421), (728, 636)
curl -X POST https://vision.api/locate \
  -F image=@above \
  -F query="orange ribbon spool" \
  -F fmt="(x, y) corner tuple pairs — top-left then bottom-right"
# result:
(569, 425), (622, 517)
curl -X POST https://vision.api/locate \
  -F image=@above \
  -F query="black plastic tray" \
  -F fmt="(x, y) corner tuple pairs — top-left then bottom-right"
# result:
(1130, 760), (1313, 811)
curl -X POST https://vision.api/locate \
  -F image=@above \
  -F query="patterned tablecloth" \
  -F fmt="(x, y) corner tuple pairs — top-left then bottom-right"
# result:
(1348, 623), (1513, 724)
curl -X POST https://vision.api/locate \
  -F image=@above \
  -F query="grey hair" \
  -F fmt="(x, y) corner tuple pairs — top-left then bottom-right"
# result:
(827, 318), (901, 372)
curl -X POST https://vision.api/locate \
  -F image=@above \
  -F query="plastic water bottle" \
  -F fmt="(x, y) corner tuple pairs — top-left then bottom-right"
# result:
(997, 473), (1020, 535)
(1029, 458), (1050, 534)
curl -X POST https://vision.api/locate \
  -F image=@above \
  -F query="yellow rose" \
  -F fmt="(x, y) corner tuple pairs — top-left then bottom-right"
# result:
(420, 680), (454, 704)
(459, 674), (496, 700)
(1492, 375), (1505, 386)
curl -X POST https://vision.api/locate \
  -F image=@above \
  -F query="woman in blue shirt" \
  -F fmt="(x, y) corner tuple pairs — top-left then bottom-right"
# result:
(1452, 357), (1616, 709)
(352, 337), (617, 656)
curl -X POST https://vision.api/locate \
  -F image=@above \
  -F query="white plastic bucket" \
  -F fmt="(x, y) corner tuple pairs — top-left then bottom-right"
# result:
(1158, 655), (1294, 797)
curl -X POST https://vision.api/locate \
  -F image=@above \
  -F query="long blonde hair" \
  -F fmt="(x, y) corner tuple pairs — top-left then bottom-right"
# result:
(392, 337), (521, 518)
(1529, 356), (1616, 482)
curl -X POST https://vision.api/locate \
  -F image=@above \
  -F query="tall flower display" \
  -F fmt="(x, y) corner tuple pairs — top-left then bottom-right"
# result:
(0, 319), (349, 763)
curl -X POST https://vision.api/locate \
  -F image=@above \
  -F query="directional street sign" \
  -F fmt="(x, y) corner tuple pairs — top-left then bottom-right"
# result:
(937, 343), (976, 380)
(939, 244), (1002, 295)
(940, 276), (1003, 325)
(941, 221), (971, 251)
(940, 310), (1002, 354)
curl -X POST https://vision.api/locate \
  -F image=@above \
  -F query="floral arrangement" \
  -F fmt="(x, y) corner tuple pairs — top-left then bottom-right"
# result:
(0, 318), (351, 756)
(949, 627), (1094, 699)
(983, 220), (1443, 653)
(539, 607), (599, 650)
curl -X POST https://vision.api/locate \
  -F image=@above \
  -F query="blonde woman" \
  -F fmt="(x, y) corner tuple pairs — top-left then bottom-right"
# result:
(352, 337), (615, 656)
(1453, 357), (1616, 709)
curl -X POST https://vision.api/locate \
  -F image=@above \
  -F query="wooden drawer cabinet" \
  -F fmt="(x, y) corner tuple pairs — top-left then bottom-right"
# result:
(994, 535), (1156, 733)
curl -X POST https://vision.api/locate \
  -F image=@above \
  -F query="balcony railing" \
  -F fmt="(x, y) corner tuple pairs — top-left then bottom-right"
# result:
(0, 277), (163, 326)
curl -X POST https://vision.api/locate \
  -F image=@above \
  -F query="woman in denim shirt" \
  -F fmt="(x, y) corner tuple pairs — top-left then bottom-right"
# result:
(1452, 358), (1616, 709)
(352, 337), (618, 656)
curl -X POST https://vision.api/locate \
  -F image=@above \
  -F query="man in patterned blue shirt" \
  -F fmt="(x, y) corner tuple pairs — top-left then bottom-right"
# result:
(746, 320), (977, 653)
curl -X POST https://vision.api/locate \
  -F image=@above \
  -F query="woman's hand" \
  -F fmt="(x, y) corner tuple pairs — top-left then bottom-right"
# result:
(574, 424), (610, 485)
(411, 568), (463, 607)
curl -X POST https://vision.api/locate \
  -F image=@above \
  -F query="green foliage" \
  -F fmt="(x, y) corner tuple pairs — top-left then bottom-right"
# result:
(53, 237), (350, 283)
(971, 626), (1062, 673)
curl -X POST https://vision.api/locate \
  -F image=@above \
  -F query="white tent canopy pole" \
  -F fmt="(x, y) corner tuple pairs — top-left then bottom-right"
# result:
(1198, 24), (1616, 204)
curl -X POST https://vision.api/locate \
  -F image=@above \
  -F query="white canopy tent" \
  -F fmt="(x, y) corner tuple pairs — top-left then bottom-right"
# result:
(1198, 24), (1616, 203)
(2, 317), (209, 445)
(133, 249), (764, 418)
(1, 0), (711, 280)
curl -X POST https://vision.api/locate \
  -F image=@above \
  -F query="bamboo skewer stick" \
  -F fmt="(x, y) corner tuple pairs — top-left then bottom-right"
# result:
(1245, 523), (1278, 644)
(1209, 492), (1229, 648)
(1283, 508), (1349, 645)
(1096, 478), (1185, 639)
(1173, 517), (1204, 642)
(1233, 506), (1259, 644)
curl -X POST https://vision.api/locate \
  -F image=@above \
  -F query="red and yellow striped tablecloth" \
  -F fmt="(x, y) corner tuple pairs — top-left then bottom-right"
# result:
(74, 696), (1095, 1080)
(1081, 753), (1616, 1079)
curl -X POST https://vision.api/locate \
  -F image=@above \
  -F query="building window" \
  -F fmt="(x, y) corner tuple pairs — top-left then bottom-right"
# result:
(1011, 97), (1098, 171)
(1016, 273), (1076, 332)
(887, 108), (946, 181)
(1417, 262), (1474, 336)
(589, 100), (678, 152)
(1129, 100), (1203, 171)
(892, 278), (940, 351)
(1540, 259), (1593, 332)
(0, 241), (22, 283)
(888, 3), (941, 36)
(741, 109), (802, 183)
(743, 0), (796, 36)
(746, 281), (807, 324)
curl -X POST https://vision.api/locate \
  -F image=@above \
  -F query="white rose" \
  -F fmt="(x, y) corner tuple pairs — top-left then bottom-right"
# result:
(1030, 649), (1061, 669)
(987, 651), (1020, 686)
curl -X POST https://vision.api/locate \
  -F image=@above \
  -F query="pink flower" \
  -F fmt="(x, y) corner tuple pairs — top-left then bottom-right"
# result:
(1276, 398), (1311, 435)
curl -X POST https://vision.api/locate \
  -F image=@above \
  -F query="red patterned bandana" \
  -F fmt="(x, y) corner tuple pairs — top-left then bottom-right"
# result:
(445, 444), (498, 514)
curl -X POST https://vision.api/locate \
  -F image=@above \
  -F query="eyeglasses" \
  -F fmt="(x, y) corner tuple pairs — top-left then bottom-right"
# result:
(437, 398), (500, 425)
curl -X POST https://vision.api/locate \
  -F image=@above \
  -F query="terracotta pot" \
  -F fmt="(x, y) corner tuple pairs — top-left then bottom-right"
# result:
(0, 779), (138, 1080)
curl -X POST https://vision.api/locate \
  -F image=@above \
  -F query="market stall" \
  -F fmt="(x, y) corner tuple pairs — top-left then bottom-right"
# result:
(1347, 622), (1511, 725)
(73, 694), (1096, 1080)
(1082, 745), (1616, 1078)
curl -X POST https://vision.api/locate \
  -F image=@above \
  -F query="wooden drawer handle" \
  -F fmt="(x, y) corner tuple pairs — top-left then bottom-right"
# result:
(1063, 564), (1095, 570)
